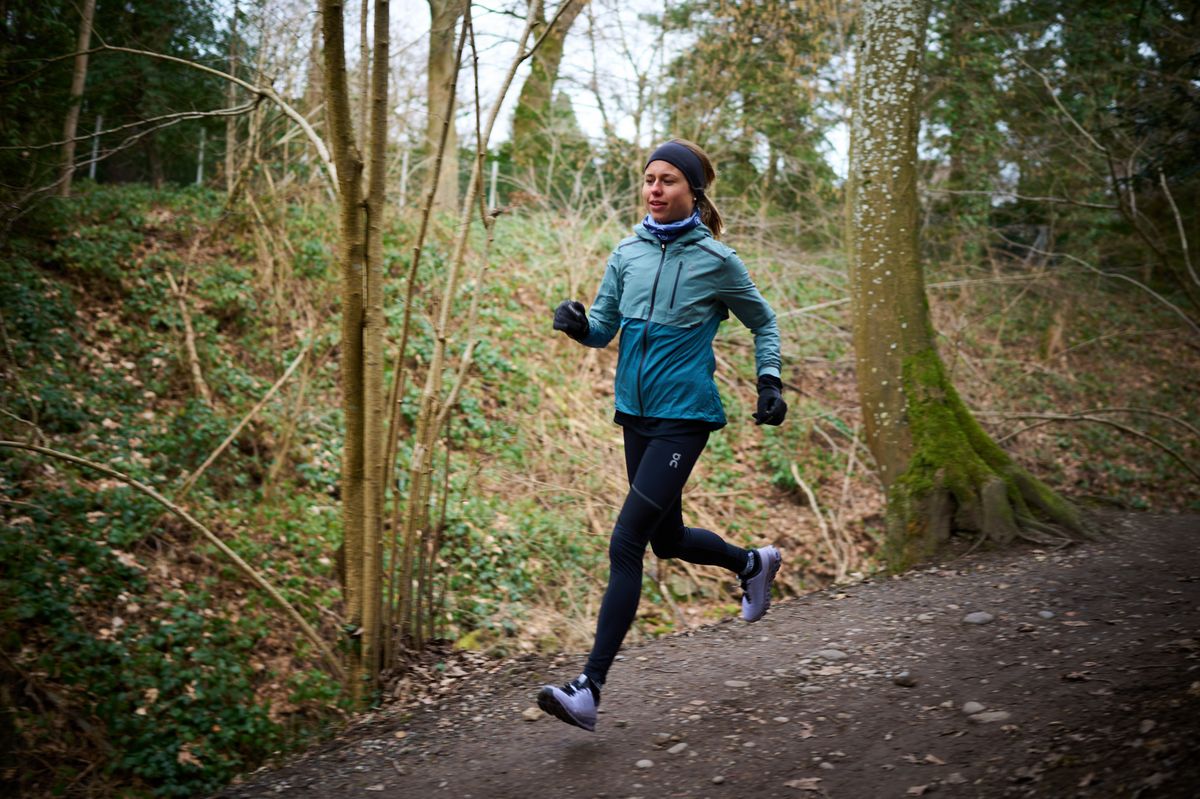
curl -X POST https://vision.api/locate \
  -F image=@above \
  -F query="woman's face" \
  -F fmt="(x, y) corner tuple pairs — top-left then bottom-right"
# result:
(642, 160), (694, 224)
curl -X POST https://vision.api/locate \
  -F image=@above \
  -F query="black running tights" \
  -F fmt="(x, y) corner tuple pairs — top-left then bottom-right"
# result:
(583, 427), (748, 685)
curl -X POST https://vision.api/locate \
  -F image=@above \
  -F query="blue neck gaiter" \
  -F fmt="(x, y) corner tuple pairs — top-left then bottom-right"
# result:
(641, 209), (701, 242)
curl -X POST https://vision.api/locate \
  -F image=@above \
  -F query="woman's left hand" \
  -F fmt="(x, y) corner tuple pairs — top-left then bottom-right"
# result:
(753, 375), (787, 426)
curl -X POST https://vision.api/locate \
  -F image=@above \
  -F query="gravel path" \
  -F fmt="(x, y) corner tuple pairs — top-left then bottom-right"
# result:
(216, 512), (1200, 799)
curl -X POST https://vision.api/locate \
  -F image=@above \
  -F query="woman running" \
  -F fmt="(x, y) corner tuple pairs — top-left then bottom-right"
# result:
(539, 138), (787, 732)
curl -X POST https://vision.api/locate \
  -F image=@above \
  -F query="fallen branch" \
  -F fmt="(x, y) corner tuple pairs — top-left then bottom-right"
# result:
(0, 440), (344, 682)
(177, 339), (311, 499)
(792, 462), (848, 581)
(164, 269), (214, 409)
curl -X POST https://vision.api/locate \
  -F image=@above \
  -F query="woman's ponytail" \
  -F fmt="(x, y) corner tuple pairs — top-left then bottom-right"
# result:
(673, 138), (724, 240)
(696, 193), (724, 241)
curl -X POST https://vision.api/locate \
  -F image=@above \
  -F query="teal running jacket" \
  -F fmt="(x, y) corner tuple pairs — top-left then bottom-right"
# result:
(579, 222), (782, 426)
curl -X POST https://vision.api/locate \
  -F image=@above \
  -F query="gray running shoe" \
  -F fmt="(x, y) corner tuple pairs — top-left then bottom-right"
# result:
(537, 674), (600, 732)
(741, 545), (782, 622)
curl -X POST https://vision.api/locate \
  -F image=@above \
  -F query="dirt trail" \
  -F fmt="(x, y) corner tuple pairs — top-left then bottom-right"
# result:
(217, 512), (1200, 799)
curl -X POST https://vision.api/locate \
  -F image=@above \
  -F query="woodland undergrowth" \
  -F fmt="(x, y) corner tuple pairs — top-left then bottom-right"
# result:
(1, 182), (1196, 796)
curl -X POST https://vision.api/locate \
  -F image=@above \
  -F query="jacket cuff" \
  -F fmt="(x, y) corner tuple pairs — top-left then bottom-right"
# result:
(756, 374), (782, 393)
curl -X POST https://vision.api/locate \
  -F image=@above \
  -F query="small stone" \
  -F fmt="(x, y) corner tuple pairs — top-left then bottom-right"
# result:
(364, 786), (385, 792)
(814, 649), (848, 661)
(668, 743), (688, 755)
(724, 680), (750, 688)
(916, 613), (935, 623)
(636, 759), (654, 769)
(1038, 610), (1055, 619)
(712, 776), (726, 785)
(968, 710), (1012, 724)
(819, 761), (835, 770)
(963, 612), (995, 625)
(653, 733), (672, 744)
(615, 720), (629, 728)
(522, 707), (541, 722)
(945, 773), (967, 785)
(893, 671), (918, 687)
(773, 716), (790, 724)
(961, 701), (985, 715)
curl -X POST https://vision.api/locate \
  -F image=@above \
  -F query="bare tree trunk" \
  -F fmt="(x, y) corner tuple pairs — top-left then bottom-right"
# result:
(225, 1), (240, 196)
(361, 0), (390, 685)
(847, 0), (1085, 569)
(357, 0), (370, 150)
(322, 0), (367, 697)
(165, 270), (214, 408)
(304, 12), (324, 122)
(425, 0), (464, 213)
(58, 0), (96, 197)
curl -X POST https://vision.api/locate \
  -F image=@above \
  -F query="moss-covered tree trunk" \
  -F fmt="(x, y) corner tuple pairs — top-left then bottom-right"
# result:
(847, 0), (1085, 568)
(510, 0), (588, 182)
(425, 0), (464, 214)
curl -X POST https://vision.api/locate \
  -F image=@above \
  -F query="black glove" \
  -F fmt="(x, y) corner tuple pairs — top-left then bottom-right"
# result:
(753, 374), (787, 426)
(552, 299), (589, 341)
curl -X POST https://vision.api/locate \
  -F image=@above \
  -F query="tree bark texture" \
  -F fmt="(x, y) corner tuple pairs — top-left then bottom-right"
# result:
(425, 0), (464, 213)
(304, 13), (325, 127)
(322, 0), (367, 695)
(58, 0), (96, 197)
(510, 0), (588, 178)
(361, 0), (390, 685)
(847, 0), (1084, 568)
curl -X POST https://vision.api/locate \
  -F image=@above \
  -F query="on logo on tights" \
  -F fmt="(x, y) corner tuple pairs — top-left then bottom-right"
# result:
(669, 452), (681, 469)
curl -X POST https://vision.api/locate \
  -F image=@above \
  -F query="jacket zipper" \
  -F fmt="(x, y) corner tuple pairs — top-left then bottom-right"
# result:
(669, 258), (685, 309)
(636, 242), (669, 416)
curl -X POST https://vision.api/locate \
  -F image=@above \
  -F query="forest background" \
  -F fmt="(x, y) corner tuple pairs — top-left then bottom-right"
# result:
(1, 0), (1197, 796)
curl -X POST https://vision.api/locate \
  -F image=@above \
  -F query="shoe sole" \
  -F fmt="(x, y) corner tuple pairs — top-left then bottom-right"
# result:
(742, 547), (782, 623)
(537, 686), (596, 732)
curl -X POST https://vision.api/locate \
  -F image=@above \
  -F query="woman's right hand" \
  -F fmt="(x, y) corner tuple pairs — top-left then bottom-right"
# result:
(553, 300), (589, 341)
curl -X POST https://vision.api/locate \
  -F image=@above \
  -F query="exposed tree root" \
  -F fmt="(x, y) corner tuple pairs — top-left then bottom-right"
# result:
(885, 349), (1097, 569)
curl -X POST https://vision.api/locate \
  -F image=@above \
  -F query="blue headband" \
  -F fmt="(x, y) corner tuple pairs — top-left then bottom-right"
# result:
(645, 142), (707, 193)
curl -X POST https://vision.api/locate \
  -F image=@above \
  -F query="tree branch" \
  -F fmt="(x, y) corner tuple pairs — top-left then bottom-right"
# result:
(0, 101), (260, 152)
(924, 187), (1117, 211)
(93, 44), (336, 187)
(992, 234), (1200, 337)
(991, 414), (1200, 483)
(1159, 169), (1198, 292)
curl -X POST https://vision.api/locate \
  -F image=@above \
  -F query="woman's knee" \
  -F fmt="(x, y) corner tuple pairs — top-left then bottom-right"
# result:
(649, 525), (686, 560)
(608, 526), (646, 571)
